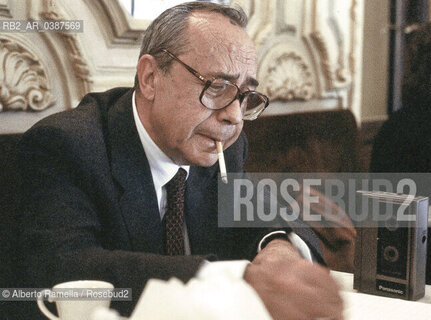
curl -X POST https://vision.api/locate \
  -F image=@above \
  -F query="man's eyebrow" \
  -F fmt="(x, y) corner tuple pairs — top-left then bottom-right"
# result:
(209, 72), (259, 88)
(209, 72), (239, 82)
(246, 77), (259, 88)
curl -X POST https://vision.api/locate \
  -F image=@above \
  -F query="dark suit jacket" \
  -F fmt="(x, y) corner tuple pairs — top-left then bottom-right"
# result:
(16, 87), (323, 317)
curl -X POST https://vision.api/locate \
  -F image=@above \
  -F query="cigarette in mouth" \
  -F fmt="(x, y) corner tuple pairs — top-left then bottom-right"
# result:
(216, 141), (228, 184)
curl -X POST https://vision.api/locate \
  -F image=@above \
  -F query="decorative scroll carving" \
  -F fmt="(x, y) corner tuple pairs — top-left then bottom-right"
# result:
(261, 52), (314, 101)
(310, 31), (335, 89)
(0, 38), (55, 112)
(248, 1), (274, 51)
(40, 10), (92, 94)
(275, 0), (297, 35)
(335, 44), (348, 82)
(327, 0), (349, 84)
(309, 0), (353, 91)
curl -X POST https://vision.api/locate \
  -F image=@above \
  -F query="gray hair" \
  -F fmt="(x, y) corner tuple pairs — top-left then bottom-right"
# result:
(134, 1), (248, 89)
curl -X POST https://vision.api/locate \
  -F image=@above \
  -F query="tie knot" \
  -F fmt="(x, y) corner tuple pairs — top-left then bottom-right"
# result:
(166, 168), (187, 196)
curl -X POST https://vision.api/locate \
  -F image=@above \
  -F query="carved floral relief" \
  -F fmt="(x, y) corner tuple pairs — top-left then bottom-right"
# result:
(261, 51), (314, 101)
(0, 38), (55, 112)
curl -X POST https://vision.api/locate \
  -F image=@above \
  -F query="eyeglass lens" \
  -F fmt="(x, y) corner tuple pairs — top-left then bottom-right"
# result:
(200, 79), (267, 120)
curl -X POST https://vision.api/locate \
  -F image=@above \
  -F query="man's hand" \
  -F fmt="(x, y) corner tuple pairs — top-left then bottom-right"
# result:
(244, 239), (344, 320)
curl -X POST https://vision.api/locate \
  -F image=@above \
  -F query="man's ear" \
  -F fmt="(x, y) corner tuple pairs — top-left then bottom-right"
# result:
(137, 54), (158, 100)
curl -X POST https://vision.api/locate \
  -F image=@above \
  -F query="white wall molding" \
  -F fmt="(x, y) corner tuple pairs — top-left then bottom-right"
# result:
(83, 0), (148, 45)
(0, 0), (11, 18)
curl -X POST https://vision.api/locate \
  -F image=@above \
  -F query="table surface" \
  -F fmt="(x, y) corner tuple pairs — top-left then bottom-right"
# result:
(331, 271), (431, 320)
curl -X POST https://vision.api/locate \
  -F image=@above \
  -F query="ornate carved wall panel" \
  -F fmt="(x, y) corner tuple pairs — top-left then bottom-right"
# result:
(234, 0), (364, 116)
(259, 46), (314, 101)
(0, 0), (141, 134)
(0, 0), (364, 133)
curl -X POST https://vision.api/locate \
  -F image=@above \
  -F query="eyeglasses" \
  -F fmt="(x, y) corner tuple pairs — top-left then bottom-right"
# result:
(160, 49), (269, 121)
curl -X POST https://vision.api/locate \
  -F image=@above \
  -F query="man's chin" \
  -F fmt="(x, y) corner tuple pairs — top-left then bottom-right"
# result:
(185, 152), (218, 167)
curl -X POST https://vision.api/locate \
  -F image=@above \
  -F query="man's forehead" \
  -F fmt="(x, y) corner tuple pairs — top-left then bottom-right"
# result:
(194, 46), (258, 85)
(186, 12), (257, 66)
(186, 11), (255, 53)
(188, 10), (241, 29)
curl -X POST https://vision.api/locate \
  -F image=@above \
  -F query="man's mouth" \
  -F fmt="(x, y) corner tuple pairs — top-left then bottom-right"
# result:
(199, 133), (228, 145)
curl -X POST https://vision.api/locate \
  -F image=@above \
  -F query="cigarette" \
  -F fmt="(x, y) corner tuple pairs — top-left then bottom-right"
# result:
(216, 141), (228, 184)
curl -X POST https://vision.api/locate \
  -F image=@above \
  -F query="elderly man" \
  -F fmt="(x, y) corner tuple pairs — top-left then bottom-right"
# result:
(17, 2), (343, 319)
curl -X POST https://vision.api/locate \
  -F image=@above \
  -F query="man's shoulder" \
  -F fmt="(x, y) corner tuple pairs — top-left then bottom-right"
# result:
(20, 87), (134, 157)
(32, 87), (132, 130)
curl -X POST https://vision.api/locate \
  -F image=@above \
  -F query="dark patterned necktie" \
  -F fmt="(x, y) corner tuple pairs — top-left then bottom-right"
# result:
(164, 168), (187, 255)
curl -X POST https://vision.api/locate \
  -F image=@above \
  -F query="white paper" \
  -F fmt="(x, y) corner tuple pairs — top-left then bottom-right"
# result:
(130, 276), (272, 320)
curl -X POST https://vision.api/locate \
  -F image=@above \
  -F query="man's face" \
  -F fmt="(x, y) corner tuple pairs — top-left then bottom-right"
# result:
(140, 12), (258, 166)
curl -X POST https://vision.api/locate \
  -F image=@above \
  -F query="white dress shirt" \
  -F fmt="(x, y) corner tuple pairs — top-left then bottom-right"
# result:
(131, 91), (312, 278)
(132, 91), (192, 255)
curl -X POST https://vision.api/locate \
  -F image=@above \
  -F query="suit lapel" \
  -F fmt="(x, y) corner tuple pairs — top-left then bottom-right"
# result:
(107, 89), (164, 254)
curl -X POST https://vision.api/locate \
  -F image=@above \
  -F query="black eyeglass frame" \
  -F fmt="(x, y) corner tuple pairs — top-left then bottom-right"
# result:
(160, 49), (269, 120)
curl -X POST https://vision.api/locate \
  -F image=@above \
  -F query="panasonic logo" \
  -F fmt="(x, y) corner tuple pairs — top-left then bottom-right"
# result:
(378, 285), (404, 295)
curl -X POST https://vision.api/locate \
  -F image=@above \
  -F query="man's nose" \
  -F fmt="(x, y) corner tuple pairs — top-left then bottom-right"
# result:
(217, 99), (243, 125)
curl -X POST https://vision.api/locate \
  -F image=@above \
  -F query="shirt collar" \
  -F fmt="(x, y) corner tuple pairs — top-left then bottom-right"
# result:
(132, 91), (189, 191)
